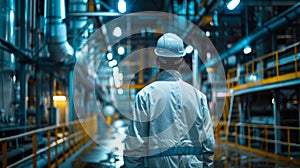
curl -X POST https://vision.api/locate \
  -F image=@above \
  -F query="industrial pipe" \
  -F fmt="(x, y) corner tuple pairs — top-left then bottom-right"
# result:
(202, 2), (300, 69)
(0, 0), (15, 71)
(0, 0), (15, 123)
(45, 0), (74, 62)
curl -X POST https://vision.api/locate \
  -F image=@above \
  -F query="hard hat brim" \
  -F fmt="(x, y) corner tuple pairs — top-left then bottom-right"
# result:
(154, 48), (186, 57)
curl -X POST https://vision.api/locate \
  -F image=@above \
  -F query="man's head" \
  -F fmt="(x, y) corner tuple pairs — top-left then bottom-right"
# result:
(154, 33), (186, 70)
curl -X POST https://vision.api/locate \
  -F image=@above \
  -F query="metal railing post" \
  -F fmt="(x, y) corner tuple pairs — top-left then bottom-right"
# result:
(55, 128), (58, 167)
(2, 140), (7, 168)
(32, 133), (37, 168)
(264, 127), (268, 152)
(47, 130), (51, 168)
(62, 126), (66, 161)
(247, 125), (251, 148)
(275, 52), (279, 78)
(260, 59), (263, 81)
(68, 124), (72, 155)
(235, 124), (238, 146)
(287, 129), (291, 159)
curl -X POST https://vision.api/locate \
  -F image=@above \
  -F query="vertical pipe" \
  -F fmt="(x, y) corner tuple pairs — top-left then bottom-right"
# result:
(298, 87), (300, 142)
(259, 59), (263, 80)
(35, 65), (41, 128)
(264, 127), (268, 152)
(294, 45), (298, 77)
(234, 124), (238, 145)
(192, 49), (199, 88)
(138, 47), (144, 84)
(227, 95), (235, 133)
(287, 129), (290, 158)
(246, 64), (249, 83)
(18, 0), (29, 49)
(45, 0), (74, 62)
(275, 52), (279, 78)
(238, 101), (245, 145)
(20, 63), (27, 131)
(69, 69), (74, 123)
(0, 0), (16, 122)
(49, 73), (54, 125)
(272, 92), (281, 154)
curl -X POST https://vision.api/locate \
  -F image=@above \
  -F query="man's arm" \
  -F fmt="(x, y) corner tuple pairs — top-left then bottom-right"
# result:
(123, 93), (149, 167)
(201, 96), (215, 168)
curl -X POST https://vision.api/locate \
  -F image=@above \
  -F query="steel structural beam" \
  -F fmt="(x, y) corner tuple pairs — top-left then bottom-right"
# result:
(202, 2), (300, 70)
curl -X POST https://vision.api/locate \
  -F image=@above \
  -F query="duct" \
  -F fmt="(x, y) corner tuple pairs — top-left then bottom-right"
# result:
(202, 2), (300, 69)
(45, 0), (74, 62)
(68, 0), (89, 49)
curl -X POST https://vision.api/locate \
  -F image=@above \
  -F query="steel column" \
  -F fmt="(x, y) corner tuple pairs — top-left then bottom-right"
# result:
(20, 63), (27, 131)
(35, 65), (41, 128)
(238, 100), (246, 145)
(272, 92), (281, 154)
(69, 69), (74, 123)
(49, 73), (54, 125)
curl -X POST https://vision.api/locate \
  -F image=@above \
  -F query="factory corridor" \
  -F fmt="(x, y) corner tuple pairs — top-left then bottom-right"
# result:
(1, 0), (300, 168)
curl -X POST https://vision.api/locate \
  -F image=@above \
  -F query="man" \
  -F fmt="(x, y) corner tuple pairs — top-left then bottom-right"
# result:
(123, 33), (215, 168)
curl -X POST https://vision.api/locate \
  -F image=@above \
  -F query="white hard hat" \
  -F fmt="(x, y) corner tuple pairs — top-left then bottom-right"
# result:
(154, 33), (186, 57)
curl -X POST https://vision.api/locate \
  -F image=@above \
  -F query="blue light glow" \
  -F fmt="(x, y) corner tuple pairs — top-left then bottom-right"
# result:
(118, 0), (126, 13)
(243, 45), (252, 54)
(227, 0), (240, 10)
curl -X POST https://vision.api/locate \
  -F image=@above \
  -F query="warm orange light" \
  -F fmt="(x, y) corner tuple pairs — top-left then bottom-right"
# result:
(53, 95), (67, 101)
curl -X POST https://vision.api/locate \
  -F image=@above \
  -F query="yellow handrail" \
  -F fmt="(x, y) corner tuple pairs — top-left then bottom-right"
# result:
(0, 116), (97, 168)
(227, 42), (300, 91)
(215, 121), (300, 166)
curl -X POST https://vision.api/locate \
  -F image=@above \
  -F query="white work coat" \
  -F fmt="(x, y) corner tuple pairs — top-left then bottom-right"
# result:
(124, 70), (215, 168)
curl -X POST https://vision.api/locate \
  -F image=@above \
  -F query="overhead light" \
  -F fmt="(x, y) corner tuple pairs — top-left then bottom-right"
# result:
(113, 27), (122, 37)
(243, 45), (252, 54)
(185, 45), (194, 54)
(108, 59), (118, 67)
(117, 88), (124, 95)
(205, 31), (210, 37)
(249, 74), (257, 81)
(53, 95), (67, 101)
(118, 0), (126, 13)
(227, 0), (240, 10)
(113, 67), (119, 73)
(106, 52), (113, 60)
(117, 46), (125, 55)
(206, 52), (211, 60)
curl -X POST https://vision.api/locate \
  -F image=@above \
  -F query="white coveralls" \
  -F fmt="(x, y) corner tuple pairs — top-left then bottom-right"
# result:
(124, 70), (215, 168)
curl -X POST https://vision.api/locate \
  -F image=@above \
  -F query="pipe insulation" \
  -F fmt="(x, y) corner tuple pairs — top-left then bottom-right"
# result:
(202, 2), (300, 69)
(0, 0), (15, 71)
(0, 0), (15, 123)
(45, 0), (74, 62)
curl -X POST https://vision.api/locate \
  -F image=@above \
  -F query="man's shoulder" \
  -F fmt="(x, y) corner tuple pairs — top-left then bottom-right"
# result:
(136, 82), (159, 95)
(179, 80), (207, 98)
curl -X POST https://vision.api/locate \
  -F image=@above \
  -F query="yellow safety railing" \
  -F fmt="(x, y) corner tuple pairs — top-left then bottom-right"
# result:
(0, 116), (97, 168)
(227, 42), (300, 91)
(215, 122), (300, 166)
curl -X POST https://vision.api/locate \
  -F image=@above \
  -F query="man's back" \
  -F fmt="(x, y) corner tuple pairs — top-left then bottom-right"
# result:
(124, 70), (215, 168)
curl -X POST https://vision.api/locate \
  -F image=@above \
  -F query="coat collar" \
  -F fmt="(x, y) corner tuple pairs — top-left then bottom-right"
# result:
(157, 70), (182, 81)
